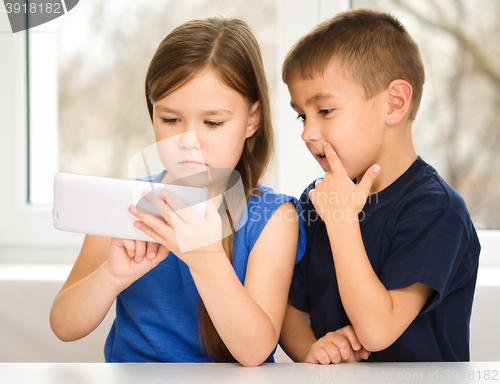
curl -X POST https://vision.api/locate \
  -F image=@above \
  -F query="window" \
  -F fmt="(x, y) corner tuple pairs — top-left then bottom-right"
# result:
(351, 0), (500, 230)
(1, 0), (497, 265)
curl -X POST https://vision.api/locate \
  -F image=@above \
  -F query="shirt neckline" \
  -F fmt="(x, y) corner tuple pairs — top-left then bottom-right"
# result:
(363, 156), (427, 210)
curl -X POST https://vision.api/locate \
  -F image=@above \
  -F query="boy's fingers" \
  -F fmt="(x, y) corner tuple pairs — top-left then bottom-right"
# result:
(325, 332), (352, 362)
(308, 179), (323, 201)
(323, 142), (347, 176)
(336, 326), (362, 351)
(359, 348), (371, 360)
(358, 164), (381, 194)
(309, 345), (333, 365)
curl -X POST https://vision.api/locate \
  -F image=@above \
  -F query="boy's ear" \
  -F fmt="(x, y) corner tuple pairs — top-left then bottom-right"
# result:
(246, 101), (261, 138)
(385, 80), (412, 126)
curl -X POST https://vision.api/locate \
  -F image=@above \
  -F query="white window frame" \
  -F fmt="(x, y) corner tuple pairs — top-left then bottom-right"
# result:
(0, 0), (498, 266)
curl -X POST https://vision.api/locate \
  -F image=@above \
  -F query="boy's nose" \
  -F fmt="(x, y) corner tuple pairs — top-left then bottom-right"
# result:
(301, 121), (322, 143)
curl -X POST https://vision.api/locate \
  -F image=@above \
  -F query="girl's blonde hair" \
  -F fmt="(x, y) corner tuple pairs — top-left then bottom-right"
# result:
(145, 16), (273, 361)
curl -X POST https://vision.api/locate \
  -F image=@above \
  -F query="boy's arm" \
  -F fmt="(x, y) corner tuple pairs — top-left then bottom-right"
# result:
(280, 301), (370, 364)
(279, 301), (317, 362)
(326, 220), (433, 352)
(310, 143), (434, 352)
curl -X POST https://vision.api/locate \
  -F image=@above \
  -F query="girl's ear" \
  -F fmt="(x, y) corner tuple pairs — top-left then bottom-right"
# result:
(246, 101), (261, 138)
(385, 80), (412, 126)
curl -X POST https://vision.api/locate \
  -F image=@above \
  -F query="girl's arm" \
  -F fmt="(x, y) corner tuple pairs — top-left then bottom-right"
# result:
(188, 201), (299, 367)
(132, 190), (301, 366)
(50, 234), (167, 341)
(134, 199), (299, 367)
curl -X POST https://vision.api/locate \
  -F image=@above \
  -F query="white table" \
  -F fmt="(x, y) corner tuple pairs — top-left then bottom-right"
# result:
(1, 362), (500, 384)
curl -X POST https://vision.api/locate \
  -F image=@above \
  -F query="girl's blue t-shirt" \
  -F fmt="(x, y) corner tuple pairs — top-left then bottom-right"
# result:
(104, 172), (306, 362)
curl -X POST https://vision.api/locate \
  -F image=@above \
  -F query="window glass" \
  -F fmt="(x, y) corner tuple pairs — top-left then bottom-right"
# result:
(352, 0), (500, 229)
(30, 0), (277, 202)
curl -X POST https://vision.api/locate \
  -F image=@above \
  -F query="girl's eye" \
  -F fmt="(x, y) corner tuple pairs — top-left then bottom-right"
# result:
(319, 109), (333, 116)
(205, 121), (224, 129)
(162, 118), (179, 124)
(296, 114), (306, 122)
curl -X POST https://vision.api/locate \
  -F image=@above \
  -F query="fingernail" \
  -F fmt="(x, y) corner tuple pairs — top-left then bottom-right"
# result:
(373, 165), (381, 174)
(134, 222), (140, 228)
(136, 257), (143, 262)
(355, 343), (361, 350)
(323, 142), (328, 147)
(130, 251), (135, 257)
(148, 252), (156, 259)
(130, 206), (137, 214)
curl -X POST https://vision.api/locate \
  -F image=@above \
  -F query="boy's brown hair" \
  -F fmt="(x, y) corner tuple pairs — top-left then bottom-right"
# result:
(282, 8), (425, 120)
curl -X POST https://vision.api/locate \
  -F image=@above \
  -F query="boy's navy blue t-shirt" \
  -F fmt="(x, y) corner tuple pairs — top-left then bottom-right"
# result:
(290, 156), (481, 362)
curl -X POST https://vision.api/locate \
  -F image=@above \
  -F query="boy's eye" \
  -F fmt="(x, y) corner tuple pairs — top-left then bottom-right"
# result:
(205, 121), (224, 129)
(162, 118), (179, 124)
(296, 114), (306, 122)
(319, 109), (333, 116)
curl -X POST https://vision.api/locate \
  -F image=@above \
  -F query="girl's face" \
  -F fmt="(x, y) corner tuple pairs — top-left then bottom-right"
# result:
(152, 68), (260, 183)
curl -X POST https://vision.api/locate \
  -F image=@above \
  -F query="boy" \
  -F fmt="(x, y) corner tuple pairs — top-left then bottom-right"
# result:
(279, 8), (481, 363)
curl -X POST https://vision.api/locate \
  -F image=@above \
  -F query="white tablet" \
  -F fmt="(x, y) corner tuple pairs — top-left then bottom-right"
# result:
(53, 172), (207, 242)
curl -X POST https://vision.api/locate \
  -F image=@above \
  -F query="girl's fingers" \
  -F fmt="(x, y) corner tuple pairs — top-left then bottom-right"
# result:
(133, 219), (178, 250)
(146, 241), (158, 259)
(131, 205), (169, 233)
(157, 244), (170, 258)
(134, 241), (147, 262)
(162, 188), (199, 223)
(140, 190), (172, 225)
(122, 239), (136, 257)
(150, 245), (170, 268)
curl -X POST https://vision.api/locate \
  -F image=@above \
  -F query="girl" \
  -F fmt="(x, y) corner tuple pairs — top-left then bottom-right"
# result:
(50, 16), (305, 366)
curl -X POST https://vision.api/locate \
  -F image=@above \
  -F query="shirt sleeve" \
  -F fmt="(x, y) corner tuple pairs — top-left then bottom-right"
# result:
(288, 251), (311, 312)
(380, 208), (479, 315)
(246, 193), (306, 265)
(288, 185), (318, 313)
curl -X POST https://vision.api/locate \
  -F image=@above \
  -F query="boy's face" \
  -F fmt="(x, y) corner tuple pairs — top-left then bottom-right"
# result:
(287, 64), (388, 182)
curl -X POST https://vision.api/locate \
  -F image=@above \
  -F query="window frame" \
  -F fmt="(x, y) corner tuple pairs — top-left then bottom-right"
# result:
(0, 0), (498, 266)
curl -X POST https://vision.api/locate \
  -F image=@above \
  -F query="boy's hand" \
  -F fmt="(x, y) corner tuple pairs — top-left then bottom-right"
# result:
(305, 326), (371, 364)
(309, 142), (380, 225)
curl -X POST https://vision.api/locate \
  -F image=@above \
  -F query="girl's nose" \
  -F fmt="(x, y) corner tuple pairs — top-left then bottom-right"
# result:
(301, 120), (322, 143)
(179, 129), (201, 150)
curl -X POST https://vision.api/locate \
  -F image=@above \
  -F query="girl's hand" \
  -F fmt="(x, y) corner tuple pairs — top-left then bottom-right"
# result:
(130, 188), (225, 265)
(107, 238), (170, 281)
